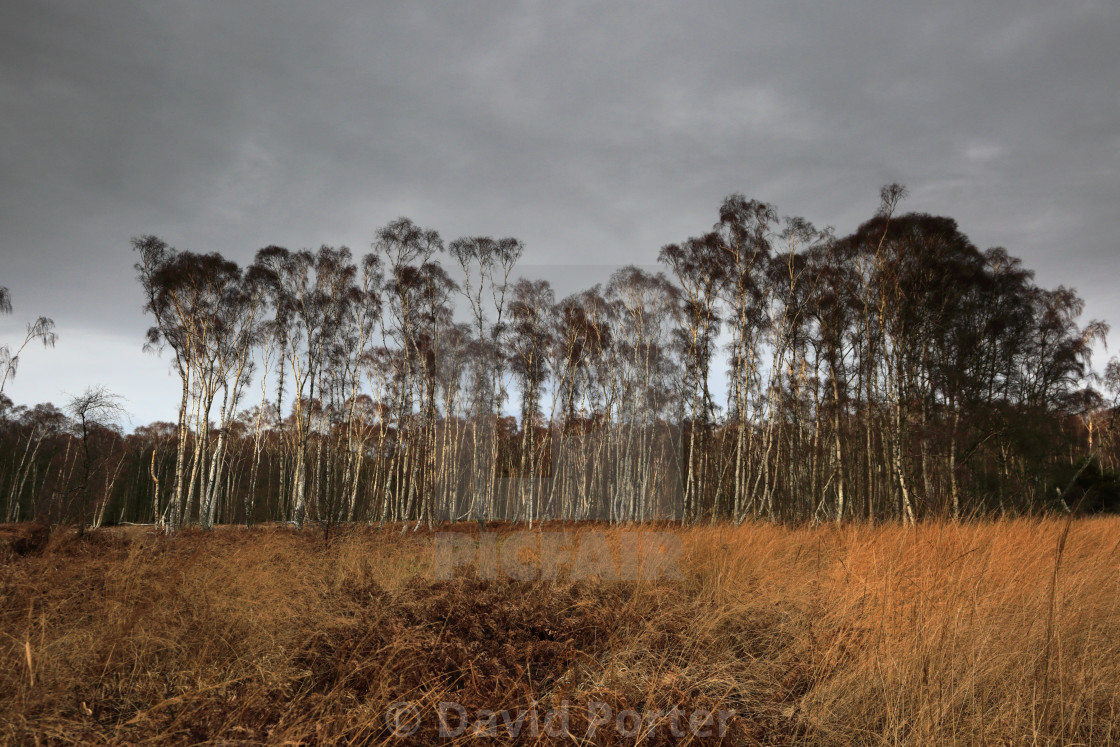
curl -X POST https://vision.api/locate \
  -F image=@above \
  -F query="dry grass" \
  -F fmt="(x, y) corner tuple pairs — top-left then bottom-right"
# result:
(1, 518), (1119, 745)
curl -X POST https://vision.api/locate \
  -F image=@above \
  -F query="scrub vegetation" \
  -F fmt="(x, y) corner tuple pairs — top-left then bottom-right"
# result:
(2, 518), (1118, 745)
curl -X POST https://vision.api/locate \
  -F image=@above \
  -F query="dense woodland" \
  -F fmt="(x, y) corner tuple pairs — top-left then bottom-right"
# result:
(3, 186), (1119, 530)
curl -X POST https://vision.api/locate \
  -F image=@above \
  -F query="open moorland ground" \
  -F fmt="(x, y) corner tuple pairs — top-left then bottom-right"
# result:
(2, 518), (1119, 745)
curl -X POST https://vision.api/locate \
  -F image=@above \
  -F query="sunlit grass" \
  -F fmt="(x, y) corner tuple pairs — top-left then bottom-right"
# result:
(1, 518), (1118, 744)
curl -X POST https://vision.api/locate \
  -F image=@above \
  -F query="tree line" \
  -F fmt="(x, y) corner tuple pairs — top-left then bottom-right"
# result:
(3, 185), (1119, 529)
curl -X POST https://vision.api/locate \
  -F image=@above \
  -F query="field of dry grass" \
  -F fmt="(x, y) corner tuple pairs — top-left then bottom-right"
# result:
(2, 517), (1119, 745)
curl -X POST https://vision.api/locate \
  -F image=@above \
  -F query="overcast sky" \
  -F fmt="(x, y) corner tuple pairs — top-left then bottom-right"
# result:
(1, 0), (1117, 426)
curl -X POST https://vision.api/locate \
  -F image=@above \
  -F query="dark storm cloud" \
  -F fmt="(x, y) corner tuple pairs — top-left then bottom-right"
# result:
(1, 0), (1117, 422)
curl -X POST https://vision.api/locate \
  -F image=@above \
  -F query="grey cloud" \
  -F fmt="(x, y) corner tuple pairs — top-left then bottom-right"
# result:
(1, 0), (1117, 422)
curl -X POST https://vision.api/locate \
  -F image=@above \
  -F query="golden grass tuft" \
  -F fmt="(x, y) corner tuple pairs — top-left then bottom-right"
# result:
(1, 518), (1118, 744)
